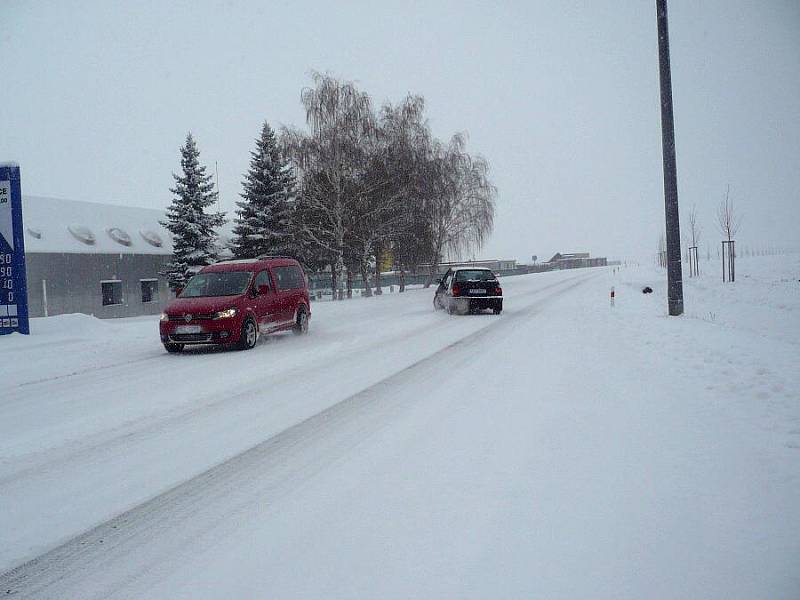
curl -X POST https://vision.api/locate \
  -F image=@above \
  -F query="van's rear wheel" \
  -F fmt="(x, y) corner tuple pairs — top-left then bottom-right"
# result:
(237, 318), (258, 350)
(293, 307), (309, 335)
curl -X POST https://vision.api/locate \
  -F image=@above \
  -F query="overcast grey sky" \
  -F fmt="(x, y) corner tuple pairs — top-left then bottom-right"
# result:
(2, 0), (798, 262)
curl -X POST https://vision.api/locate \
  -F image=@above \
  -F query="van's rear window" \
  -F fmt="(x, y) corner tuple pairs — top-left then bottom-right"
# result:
(180, 272), (252, 298)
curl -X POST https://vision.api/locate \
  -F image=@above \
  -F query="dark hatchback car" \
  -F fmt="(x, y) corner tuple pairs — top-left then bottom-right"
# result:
(433, 267), (503, 315)
(159, 257), (310, 352)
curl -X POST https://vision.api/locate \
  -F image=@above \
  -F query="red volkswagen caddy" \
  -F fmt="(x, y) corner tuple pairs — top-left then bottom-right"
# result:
(159, 256), (310, 353)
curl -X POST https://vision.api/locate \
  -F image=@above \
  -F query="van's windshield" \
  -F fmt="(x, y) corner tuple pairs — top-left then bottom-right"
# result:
(180, 271), (253, 298)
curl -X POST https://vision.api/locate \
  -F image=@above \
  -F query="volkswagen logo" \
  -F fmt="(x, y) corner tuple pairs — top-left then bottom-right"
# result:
(184, 314), (192, 322)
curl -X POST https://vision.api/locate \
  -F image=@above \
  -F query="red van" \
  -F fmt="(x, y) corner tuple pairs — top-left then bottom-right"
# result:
(159, 257), (310, 352)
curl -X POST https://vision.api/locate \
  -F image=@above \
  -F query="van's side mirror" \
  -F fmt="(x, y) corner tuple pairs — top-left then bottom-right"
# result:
(174, 286), (184, 297)
(257, 284), (270, 295)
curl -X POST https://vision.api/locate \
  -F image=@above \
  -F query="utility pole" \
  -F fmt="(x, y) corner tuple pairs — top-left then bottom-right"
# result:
(656, 0), (684, 316)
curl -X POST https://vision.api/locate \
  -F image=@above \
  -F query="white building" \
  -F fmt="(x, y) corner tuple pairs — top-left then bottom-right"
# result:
(22, 195), (174, 318)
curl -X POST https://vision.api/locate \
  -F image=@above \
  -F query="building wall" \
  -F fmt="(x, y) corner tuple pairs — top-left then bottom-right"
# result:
(552, 257), (608, 270)
(25, 253), (172, 318)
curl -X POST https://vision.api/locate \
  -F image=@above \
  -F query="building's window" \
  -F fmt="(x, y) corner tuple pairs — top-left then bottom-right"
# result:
(101, 280), (123, 306)
(140, 279), (159, 303)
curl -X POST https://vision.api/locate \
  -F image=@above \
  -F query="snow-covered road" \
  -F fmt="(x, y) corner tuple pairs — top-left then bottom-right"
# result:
(0, 270), (590, 574)
(2, 259), (799, 599)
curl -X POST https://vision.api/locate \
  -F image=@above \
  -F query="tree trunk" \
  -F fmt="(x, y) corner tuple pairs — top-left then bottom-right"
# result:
(330, 263), (338, 301)
(374, 246), (383, 295)
(360, 261), (373, 297)
(425, 260), (439, 288)
(398, 263), (406, 293)
(333, 197), (345, 301)
(334, 252), (345, 300)
(346, 268), (353, 299)
(425, 236), (444, 288)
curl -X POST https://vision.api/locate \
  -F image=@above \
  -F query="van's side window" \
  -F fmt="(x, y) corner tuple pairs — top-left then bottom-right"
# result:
(254, 270), (270, 291)
(273, 266), (304, 290)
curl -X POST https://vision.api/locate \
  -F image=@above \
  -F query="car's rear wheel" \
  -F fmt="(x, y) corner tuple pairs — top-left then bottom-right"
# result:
(164, 342), (184, 353)
(493, 308), (502, 315)
(237, 318), (258, 350)
(293, 307), (309, 335)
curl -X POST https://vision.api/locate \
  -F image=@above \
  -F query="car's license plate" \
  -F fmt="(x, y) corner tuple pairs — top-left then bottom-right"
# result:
(469, 289), (487, 295)
(175, 325), (202, 334)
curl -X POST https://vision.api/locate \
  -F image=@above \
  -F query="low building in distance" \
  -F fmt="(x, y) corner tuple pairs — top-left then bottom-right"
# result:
(547, 252), (607, 269)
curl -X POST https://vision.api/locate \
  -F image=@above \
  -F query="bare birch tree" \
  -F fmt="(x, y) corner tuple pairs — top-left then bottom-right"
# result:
(282, 72), (376, 298)
(342, 96), (425, 296)
(424, 133), (496, 286)
(283, 72), (497, 296)
(716, 185), (742, 242)
(369, 95), (435, 294)
(688, 203), (701, 247)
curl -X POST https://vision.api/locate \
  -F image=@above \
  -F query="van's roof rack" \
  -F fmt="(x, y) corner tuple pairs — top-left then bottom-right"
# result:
(256, 254), (294, 260)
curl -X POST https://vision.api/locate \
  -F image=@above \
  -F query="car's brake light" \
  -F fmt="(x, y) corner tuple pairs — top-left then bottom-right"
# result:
(495, 286), (502, 295)
(452, 285), (461, 296)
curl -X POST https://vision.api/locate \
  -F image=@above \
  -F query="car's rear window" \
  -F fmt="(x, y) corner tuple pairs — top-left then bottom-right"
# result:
(180, 271), (253, 297)
(454, 270), (496, 282)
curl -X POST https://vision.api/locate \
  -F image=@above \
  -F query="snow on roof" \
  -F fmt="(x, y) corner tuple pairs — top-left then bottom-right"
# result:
(21, 195), (174, 255)
(213, 258), (261, 264)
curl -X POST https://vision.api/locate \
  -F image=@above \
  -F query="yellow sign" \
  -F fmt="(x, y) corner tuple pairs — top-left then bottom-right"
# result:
(379, 250), (393, 272)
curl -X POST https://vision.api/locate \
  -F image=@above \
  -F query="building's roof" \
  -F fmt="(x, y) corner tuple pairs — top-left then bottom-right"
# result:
(21, 195), (174, 255)
(548, 252), (592, 262)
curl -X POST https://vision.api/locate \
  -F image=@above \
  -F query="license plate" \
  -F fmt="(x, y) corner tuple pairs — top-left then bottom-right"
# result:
(175, 325), (202, 334)
(468, 289), (487, 295)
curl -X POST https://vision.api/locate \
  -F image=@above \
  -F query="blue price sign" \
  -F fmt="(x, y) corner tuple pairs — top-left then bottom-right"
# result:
(0, 163), (29, 335)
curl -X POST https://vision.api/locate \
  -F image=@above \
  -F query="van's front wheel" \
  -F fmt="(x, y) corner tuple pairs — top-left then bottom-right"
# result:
(237, 318), (258, 350)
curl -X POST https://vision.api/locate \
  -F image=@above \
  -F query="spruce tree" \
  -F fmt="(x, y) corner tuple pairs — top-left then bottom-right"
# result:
(232, 122), (295, 259)
(161, 133), (225, 290)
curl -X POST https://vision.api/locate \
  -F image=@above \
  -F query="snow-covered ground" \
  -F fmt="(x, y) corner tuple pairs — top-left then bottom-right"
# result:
(1, 256), (798, 599)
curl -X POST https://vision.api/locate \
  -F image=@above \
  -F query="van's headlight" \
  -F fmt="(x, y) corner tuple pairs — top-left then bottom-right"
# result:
(214, 308), (238, 319)
(160, 312), (169, 321)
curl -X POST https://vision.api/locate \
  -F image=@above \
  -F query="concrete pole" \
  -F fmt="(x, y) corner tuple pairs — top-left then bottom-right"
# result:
(656, 0), (684, 315)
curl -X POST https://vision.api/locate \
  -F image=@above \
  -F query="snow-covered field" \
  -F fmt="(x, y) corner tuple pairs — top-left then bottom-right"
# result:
(1, 256), (798, 599)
